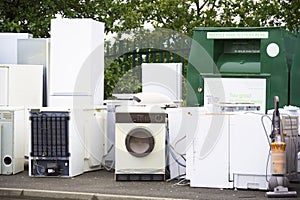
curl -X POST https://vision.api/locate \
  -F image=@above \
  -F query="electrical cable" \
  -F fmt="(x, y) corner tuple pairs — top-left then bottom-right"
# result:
(102, 144), (115, 171)
(173, 135), (186, 156)
(166, 173), (186, 182)
(174, 178), (190, 186)
(266, 148), (271, 183)
(260, 114), (272, 182)
(261, 115), (272, 145)
(168, 145), (186, 168)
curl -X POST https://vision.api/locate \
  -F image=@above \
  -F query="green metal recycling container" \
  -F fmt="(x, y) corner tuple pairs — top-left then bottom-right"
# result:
(186, 27), (297, 111)
(290, 33), (300, 107)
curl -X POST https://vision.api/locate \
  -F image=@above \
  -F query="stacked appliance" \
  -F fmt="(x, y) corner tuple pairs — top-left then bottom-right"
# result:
(142, 63), (182, 106)
(0, 107), (24, 175)
(17, 38), (50, 107)
(0, 64), (43, 107)
(115, 105), (167, 181)
(0, 64), (43, 160)
(29, 18), (105, 177)
(0, 33), (32, 64)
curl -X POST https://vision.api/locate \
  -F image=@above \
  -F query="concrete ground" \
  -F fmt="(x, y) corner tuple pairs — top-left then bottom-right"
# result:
(0, 169), (300, 200)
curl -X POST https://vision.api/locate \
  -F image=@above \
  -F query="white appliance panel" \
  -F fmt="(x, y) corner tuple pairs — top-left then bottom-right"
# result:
(167, 107), (208, 180)
(17, 38), (50, 106)
(83, 109), (105, 171)
(230, 114), (271, 175)
(204, 77), (266, 113)
(0, 67), (8, 106)
(8, 65), (43, 107)
(142, 63), (182, 105)
(0, 33), (32, 64)
(190, 115), (232, 188)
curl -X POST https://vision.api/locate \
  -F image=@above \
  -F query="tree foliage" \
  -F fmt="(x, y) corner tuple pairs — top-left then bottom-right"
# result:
(0, 0), (299, 37)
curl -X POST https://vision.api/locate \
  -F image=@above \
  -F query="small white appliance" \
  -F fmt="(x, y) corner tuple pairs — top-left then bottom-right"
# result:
(204, 77), (266, 113)
(142, 63), (182, 106)
(0, 107), (25, 175)
(0, 64), (43, 158)
(28, 107), (104, 177)
(0, 64), (43, 107)
(17, 38), (50, 107)
(0, 33), (32, 64)
(115, 105), (167, 181)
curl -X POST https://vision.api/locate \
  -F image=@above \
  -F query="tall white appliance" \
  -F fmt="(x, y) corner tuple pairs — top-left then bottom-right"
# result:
(0, 33), (32, 64)
(31, 18), (106, 176)
(142, 63), (182, 106)
(0, 107), (25, 175)
(49, 18), (104, 107)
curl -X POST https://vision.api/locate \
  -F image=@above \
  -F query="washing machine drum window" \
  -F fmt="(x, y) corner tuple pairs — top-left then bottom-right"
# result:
(125, 128), (155, 157)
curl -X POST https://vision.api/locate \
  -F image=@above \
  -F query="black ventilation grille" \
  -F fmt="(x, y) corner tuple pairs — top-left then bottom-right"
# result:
(30, 111), (70, 157)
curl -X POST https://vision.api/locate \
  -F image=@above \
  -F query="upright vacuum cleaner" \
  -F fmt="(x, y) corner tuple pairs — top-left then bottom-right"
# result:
(266, 96), (297, 198)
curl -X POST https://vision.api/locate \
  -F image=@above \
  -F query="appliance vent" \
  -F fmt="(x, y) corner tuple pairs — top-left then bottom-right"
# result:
(30, 112), (70, 157)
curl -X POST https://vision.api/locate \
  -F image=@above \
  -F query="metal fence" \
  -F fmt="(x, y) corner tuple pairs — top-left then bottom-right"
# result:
(104, 35), (191, 98)
(105, 37), (191, 74)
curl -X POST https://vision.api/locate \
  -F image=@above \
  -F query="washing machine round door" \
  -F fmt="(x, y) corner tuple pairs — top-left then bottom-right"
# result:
(125, 128), (155, 157)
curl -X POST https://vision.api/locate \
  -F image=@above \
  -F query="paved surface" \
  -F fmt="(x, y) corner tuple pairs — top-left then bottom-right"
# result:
(0, 169), (300, 200)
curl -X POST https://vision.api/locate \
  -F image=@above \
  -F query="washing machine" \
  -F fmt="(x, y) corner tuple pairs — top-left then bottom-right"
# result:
(115, 105), (167, 181)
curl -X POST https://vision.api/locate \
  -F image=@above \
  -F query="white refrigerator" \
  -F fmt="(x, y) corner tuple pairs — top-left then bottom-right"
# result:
(49, 18), (105, 107)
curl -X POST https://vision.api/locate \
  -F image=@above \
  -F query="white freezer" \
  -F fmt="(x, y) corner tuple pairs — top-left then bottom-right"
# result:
(28, 107), (105, 177)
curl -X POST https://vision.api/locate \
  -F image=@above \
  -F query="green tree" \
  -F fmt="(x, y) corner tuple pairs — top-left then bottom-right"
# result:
(1, 0), (299, 37)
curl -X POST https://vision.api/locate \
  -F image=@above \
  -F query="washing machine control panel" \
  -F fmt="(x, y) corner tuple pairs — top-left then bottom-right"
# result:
(116, 113), (166, 123)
